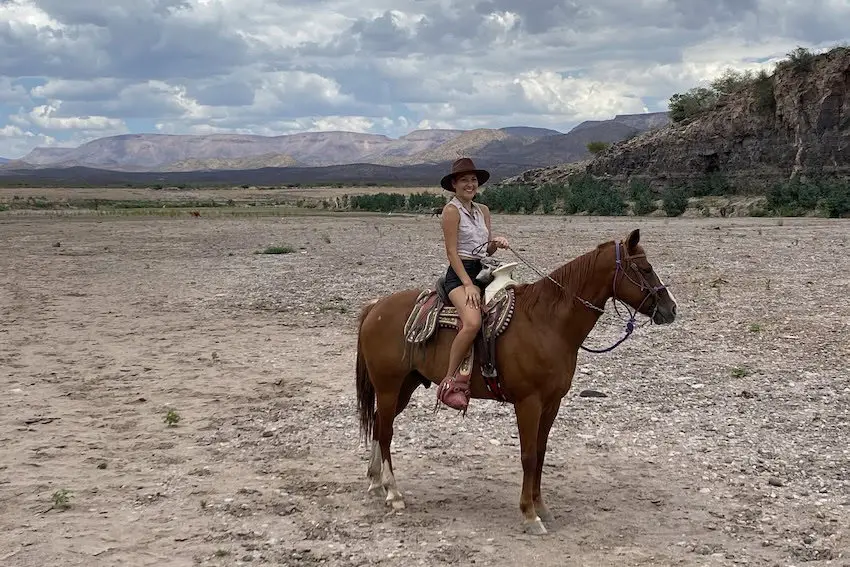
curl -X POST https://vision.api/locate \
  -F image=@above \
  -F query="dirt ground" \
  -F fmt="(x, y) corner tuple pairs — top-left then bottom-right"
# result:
(1, 209), (848, 567)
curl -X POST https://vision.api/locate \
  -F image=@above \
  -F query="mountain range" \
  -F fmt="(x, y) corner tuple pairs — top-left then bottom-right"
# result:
(0, 112), (669, 185)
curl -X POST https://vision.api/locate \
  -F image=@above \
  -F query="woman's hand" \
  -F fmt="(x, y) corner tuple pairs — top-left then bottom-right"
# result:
(492, 236), (510, 249)
(463, 284), (481, 309)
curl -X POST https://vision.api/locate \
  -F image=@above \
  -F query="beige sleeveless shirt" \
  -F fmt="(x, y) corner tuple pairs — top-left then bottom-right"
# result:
(447, 196), (489, 259)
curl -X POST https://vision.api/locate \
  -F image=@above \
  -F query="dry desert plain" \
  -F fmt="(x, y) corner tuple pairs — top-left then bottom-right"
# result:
(1, 188), (849, 567)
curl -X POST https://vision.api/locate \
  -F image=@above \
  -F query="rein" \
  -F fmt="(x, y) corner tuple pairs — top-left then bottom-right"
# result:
(475, 239), (669, 354)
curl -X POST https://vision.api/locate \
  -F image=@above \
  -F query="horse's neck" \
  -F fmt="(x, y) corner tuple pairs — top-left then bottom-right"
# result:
(549, 247), (614, 345)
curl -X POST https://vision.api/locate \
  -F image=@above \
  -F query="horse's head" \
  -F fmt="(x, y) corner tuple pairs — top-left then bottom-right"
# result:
(611, 229), (677, 325)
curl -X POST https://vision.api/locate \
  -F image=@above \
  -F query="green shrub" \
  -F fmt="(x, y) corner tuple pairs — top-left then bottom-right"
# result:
(753, 69), (776, 115)
(349, 192), (406, 212)
(586, 141), (610, 154)
(766, 177), (850, 217)
(662, 184), (690, 216)
(785, 46), (815, 72)
(536, 183), (565, 214)
(565, 173), (626, 216)
(669, 87), (719, 122)
(476, 184), (543, 214)
(407, 192), (445, 211)
(690, 172), (731, 197)
(629, 179), (656, 215)
(710, 69), (756, 96)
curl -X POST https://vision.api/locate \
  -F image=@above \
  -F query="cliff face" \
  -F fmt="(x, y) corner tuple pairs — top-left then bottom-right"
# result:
(585, 47), (850, 188)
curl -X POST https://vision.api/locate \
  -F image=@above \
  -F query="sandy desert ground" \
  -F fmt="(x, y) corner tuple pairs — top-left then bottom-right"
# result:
(1, 207), (848, 567)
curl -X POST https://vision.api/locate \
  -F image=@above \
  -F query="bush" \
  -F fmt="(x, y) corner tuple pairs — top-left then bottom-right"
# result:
(536, 183), (565, 214)
(407, 192), (446, 211)
(629, 179), (656, 215)
(662, 184), (690, 216)
(767, 178), (850, 217)
(669, 87), (719, 122)
(349, 192), (405, 212)
(753, 69), (776, 115)
(586, 141), (610, 154)
(690, 172), (731, 197)
(785, 46), (815, 72)
(476, 184), (548, 214)
(565, 173), (626, 216)
(710, 69), (756, 96)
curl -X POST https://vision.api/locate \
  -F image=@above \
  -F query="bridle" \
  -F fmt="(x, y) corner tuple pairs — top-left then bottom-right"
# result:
(493, 239), (670, 353)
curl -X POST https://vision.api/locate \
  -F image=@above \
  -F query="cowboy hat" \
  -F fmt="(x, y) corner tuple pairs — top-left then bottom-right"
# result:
(440, 157), (490, 192)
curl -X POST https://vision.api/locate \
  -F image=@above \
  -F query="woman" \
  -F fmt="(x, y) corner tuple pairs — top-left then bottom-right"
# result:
(436, 157), (509, 412)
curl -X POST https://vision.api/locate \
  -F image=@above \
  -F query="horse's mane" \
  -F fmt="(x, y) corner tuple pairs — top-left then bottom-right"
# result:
(513, 240), (611, 317)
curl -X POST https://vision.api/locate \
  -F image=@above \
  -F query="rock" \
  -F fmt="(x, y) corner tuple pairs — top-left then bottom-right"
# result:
(575, 47), (850, 191)
(579, 389), (608, 398)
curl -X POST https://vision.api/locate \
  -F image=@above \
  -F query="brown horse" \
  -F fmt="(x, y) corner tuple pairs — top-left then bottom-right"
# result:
(354, 228), (678, 535)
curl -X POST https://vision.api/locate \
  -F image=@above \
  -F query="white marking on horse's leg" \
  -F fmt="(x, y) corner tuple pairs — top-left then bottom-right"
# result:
(523, 516), (548, 535)
(367, 443), (384, 494)
(658, 274), (677, 308)
(381, 459), (405, 510)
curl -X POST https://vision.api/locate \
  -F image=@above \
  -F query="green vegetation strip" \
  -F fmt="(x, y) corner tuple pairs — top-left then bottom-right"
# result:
(2, 178), (847, 218)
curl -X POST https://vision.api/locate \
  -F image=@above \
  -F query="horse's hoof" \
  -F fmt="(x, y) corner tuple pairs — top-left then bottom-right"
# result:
(523, 517), (548, 536)
(367, 481), (385, 495)
(536, 507), (554, 524)
(389, 499), (406, 510)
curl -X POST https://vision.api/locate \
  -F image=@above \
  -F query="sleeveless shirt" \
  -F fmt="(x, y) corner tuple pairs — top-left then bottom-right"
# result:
(447, 196), (489, 259)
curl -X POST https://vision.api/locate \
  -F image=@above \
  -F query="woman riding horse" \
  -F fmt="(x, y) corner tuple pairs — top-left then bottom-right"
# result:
(436, 158), (510, 412)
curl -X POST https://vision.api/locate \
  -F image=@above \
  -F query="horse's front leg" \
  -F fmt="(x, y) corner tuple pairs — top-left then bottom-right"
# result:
(514, 396), (546, 535)
(533, 399), (562, 524)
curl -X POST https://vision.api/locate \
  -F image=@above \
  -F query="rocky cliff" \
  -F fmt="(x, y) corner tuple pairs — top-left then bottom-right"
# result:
(582, 46), (850, 189)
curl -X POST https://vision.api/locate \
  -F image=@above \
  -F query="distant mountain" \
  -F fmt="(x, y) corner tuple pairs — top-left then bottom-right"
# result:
(162, 153), (301, 172)
(16, 132), (397, 171)
(569, 112), (670, 134)
(2, 112), (670, 184)
(372, 128), (512, 166)
(0, 157), (9, 164)
(498, 126), (561, 138)
(0, 162), (533, 187)
(465, 121), (646, 169)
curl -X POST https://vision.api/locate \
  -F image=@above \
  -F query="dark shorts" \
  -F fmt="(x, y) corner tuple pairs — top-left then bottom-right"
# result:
(444, 259), (484, 295)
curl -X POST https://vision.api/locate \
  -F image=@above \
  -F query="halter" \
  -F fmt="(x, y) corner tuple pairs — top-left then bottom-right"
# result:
(492, 240), (669, 354)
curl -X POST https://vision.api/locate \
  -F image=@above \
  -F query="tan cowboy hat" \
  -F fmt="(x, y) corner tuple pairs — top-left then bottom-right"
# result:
(440, 157), (490, 192)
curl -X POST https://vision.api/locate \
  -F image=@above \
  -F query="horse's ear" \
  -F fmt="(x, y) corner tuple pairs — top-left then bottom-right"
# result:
(626, 228), (640, 252)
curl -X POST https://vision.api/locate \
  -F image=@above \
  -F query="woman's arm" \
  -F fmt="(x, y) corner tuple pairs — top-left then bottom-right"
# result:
(482, 205), (497, 255)
(442, 205), (474, 286)
(481, 205), (508, 255)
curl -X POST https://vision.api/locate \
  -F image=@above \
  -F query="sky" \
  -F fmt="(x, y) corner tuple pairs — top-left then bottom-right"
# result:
(0, 0), (848, 158)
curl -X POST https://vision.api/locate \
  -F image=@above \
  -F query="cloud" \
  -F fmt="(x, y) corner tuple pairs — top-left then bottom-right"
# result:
(1, 0), (847, 157)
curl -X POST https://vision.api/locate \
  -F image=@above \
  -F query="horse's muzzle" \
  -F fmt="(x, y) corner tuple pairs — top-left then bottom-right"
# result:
(652, 302), (677, 325)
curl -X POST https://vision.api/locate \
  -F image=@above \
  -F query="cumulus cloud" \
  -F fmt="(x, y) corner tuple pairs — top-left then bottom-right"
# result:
(1, 0), (847, 157)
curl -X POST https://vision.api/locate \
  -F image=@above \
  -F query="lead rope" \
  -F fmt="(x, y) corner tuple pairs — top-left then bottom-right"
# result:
(473, 240), (604, 314)
(473, 240), (637, 353)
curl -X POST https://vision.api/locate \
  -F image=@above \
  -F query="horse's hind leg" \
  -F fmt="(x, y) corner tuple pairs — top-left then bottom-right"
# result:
(377, 389), (405, 509)
(366, 438), (383, 495)
(369, 373), (421, 509)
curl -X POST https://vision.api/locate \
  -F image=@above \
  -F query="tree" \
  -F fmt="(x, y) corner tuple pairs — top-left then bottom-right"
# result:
(668, 87), (719, 122)
(586, 141), (610, 154)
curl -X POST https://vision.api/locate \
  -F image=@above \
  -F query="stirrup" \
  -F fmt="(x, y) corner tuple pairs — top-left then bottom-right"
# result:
(435, 375), (471, 414)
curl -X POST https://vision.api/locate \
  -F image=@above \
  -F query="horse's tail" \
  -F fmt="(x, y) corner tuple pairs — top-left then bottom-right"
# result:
(355, 298), (379, 443)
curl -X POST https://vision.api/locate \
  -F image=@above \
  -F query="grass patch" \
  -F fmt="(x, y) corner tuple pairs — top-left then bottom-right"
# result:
(164, 409), (181, 427)
(52, 489), (73, 510)
(731, 367), (751, 378)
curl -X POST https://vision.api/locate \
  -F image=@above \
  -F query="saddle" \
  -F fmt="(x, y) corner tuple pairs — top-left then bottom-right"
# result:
(403, 259), (519, 402)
